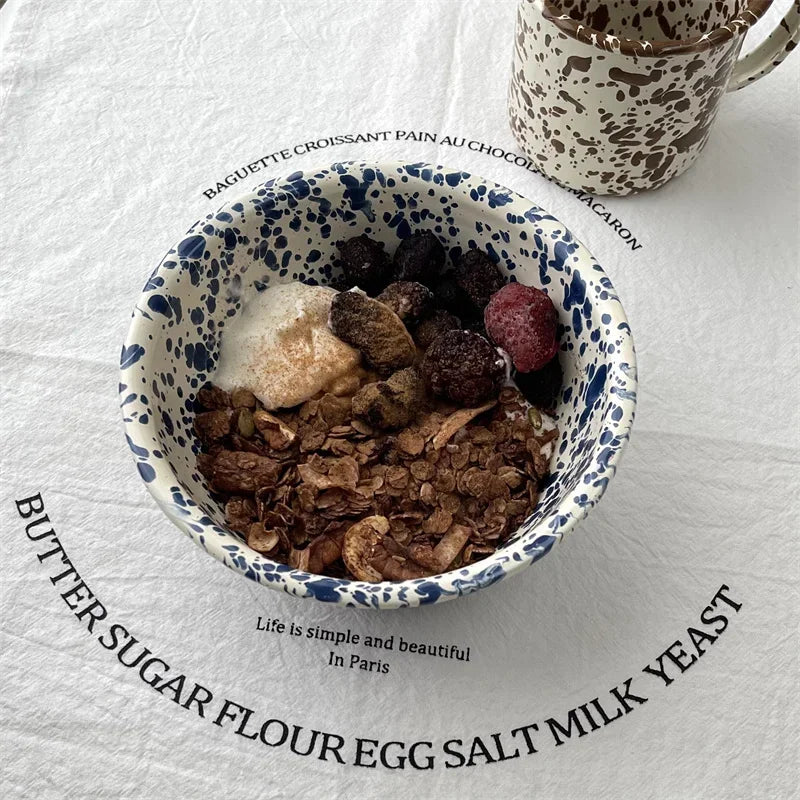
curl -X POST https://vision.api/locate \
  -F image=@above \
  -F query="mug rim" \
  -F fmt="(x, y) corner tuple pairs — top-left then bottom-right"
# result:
(540, 0), (773, 57)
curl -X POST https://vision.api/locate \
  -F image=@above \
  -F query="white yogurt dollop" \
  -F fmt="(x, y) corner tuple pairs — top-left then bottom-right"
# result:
(213, 282), (361, 410)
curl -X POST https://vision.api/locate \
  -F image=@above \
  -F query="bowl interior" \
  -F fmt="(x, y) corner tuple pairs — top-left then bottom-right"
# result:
(121, 162), (636, 607)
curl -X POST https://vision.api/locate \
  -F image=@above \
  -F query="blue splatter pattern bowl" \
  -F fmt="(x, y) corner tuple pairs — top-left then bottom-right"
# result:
(120, 161), (636, 609)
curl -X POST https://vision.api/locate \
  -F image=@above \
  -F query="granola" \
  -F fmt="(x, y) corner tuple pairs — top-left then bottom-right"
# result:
(196, 234), (562, 582)
(195, 381), (557, 582)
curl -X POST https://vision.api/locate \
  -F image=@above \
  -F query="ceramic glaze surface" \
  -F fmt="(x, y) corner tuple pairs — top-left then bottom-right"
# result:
(120, 162), (637, 609)
(509, 0), (800, 195)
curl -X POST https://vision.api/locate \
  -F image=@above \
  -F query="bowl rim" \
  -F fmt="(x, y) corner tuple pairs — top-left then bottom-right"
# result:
(121, 160), (637, 609)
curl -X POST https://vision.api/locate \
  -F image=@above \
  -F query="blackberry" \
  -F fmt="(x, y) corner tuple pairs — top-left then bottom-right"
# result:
(392, 230), (446, 285)
(338, 235), (391, 294)
(377, 281), (434, 323)
(421, 330), (505, 406)
(462, 314), (488, 340)
(413, 309), (462, 350)
(454, 248), (505, 312)
(513, 358), (563, 411)
(328, 273), (353, 292)
(433, 275), (473, 316)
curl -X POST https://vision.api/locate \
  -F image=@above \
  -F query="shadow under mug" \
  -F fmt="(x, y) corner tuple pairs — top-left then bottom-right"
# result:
(509, 0), (800, 195)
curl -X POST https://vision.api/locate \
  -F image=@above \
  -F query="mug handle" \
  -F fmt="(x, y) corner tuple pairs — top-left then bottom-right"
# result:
(727, 0), (800, 90)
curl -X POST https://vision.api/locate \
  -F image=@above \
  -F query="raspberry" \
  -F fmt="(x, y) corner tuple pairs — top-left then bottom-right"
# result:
(338, 235), (392, 294)
(484, 282), (559, 373)
(377, 281), (434, 323)
(392, 231), (446, 285)
(421, 330), (505, 406)
(454, 248), (505, 313)
(412, 309), (462, 350)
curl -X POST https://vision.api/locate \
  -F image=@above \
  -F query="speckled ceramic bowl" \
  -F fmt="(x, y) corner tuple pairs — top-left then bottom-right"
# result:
(120, 161), (636, 609)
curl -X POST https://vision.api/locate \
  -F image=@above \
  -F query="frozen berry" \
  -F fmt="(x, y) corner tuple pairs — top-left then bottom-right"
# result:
(513, 358), (562, 410)
(454, 248), (505, 312)
(377, 281), (434, 323)
(338, 235), (391, 294)
(484, 282), (558, 373)
(462, 314), (488, 339)
(413, 309), (462, 349)
(352, 367), (427, 429)
(432, 275), (472, 316)
(328, 273), (352, 292)
(422, 330), (504, 406)
(392, 231), (446, 284)
(330, 290), (416, 374)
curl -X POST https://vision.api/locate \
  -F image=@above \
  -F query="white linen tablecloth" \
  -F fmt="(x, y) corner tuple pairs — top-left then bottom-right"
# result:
(1, 1), (798, 798)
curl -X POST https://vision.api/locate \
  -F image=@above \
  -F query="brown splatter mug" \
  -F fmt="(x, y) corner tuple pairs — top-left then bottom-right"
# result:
(509, 0), (800, 195)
